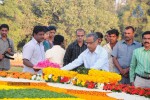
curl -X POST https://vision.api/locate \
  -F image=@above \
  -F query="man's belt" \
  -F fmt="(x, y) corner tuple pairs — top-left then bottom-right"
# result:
(136, 73), (150, 80)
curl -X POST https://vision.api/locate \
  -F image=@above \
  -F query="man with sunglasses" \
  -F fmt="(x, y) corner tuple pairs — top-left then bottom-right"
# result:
(63, 28), (87, 71)
(112, 26), (141, 84)
(61, 33), (109, 71)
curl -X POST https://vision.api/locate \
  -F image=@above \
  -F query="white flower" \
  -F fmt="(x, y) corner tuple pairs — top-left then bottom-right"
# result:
(31, 75), (36, 80)
(97, 83), (104, 89)
(36, 76), (42, 81)
(48, 74), (52, 78)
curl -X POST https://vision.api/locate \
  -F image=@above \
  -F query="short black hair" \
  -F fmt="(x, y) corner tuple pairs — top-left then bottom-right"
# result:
(53, 35), (64, 45)
(76, 28), (85, 34)
(106, 30), (111, 34)
(32, 25), (45, 36)
(43, 26), (49, 33)
(142, 31), (150, 38)
(108, 29), (119, 36)
(47, 26), (56, 31)
(0, 24), (9, 30)
(125, 26), (135, 32)
(95, 32), (103, 39)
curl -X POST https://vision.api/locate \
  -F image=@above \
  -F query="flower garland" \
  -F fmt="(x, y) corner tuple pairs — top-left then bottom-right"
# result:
(43, 68), (78, 83)
(71, 69), (121, 89)
(88, 69), (121, 83)
(0, 81), (115, 100)
(42, 68), (121, 89)
(103, 83), (150, 98)
(0, 71), (32, 80)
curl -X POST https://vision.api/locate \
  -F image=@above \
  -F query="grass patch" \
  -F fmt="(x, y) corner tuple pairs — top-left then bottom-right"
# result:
(9, 66), (23, 72)
(0, 88), (75, 98)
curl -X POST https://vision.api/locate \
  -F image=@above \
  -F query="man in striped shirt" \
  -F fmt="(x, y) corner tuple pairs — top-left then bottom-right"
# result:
(63, 28), (87, 71)
(130, 31), (150, 88)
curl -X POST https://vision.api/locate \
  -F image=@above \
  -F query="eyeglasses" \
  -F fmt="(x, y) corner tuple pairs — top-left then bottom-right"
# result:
(86, 40), (96, 45)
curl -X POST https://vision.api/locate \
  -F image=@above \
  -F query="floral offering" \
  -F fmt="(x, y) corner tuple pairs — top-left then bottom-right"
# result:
(103, 83), (150, 98)
(0, 71), (32, 80)
(88, 69), (122, 83)
(34, 60), (60, 69)
(43, 68), (77, 83)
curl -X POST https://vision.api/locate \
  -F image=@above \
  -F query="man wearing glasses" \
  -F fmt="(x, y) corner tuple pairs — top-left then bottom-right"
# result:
(63, 28), (87, 70)
(61, 33), (109, 71)
(112, 26), (141, 84)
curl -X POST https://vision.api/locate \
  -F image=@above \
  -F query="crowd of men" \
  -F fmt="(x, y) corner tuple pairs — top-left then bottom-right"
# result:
(0, 24), (150, 88)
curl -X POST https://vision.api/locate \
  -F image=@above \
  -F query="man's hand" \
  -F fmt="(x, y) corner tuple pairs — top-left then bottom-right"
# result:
(33, 68), (41, 72)
(120, 67), (129, 75)
(0, 54), (4, 60)
(123, 68), (129, 74)
(33, 66), (41, 72)
(131, 82), (134, 86)
(6, 48), (12, 54)
(119, 68), (125, 75)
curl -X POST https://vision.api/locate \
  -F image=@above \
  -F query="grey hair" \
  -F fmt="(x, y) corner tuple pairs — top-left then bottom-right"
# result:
(86, 33), (98, 41)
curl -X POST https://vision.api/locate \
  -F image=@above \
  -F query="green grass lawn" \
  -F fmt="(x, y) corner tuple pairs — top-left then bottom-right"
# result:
(0, 89), (75, 98)
(9, 66), (23, 72)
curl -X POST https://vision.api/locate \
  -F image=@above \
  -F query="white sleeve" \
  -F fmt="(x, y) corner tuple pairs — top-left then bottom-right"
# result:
(92, 49), (109, 71)
(23, 44), (34, 60)
(45, 50), (52, 59)
(61, 52), (84, 70)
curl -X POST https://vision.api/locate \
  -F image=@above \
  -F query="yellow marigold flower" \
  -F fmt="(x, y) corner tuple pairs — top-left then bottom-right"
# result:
(44, 75), (48, 81)
(81, 81), (86, 86)
(52, 75), (58, 82)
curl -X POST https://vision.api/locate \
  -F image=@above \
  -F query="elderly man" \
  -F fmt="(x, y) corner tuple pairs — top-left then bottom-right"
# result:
(61, 33), (109, 71)
(130, 31), (150, 88)
(112, 26), (141, 84)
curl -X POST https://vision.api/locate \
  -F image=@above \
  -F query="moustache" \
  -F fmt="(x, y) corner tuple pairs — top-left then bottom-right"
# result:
(125, 36), (129, 38)
(144, 42), (150, 44)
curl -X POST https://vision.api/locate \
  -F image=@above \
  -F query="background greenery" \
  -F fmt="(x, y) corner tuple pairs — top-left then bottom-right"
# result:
(0, 0), (150, 51)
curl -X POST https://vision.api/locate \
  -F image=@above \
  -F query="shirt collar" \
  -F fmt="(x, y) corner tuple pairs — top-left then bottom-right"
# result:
(53, 45), (62, 48)
(142, 47), (150, 51)
(122, 40), (136, 45)
(74, 40), (86, 46)
(32, 37), (43, 45)
(87, 45), (99, 54)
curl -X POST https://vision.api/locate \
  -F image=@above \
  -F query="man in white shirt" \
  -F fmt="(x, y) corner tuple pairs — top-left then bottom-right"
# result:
(61, 33), (109, 71)
(45, 35), (65, 67)
(22, 26), (45, 74)
(103, 29), (119, 72)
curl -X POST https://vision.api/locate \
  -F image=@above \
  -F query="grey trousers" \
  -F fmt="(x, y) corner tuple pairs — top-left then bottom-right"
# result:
(134, 76), (150, 88)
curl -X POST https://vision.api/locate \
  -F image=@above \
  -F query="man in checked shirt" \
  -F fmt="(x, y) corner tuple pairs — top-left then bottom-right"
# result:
(63, 28), (87, 71)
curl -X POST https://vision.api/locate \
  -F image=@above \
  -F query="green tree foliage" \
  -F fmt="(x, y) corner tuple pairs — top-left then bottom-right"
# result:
(117, 0), (150, 42)
(0, 0), (119, 51)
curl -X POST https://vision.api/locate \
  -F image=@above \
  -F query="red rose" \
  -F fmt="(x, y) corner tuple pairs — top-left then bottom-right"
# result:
(131, 89), (139, 95)
(87, 82), (95, 89)
(60, 76), (70, 83)
(145, 91), (150, 96)
(139, 89), (145, 96)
